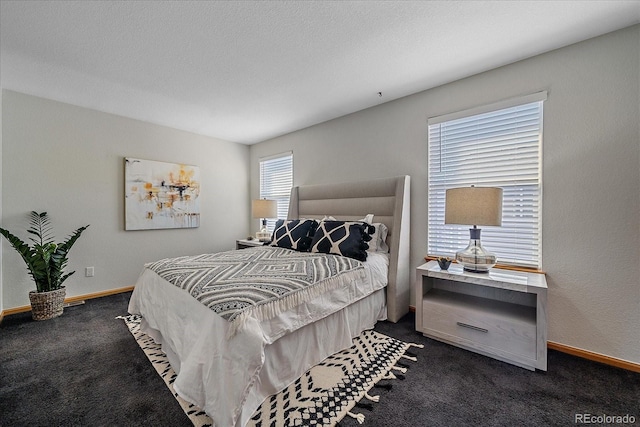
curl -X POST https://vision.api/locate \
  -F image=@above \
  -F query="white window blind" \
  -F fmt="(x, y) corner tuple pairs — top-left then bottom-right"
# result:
(427, 92), (546, 268)
(259, 152), (293, 232)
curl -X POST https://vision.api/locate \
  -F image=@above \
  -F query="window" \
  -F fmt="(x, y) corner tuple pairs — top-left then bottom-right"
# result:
(259, 152), (293, 232)
(427, 92), (546, 269)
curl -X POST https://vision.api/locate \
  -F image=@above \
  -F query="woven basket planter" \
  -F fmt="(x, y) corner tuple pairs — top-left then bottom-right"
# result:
(29, 287), (66, 321)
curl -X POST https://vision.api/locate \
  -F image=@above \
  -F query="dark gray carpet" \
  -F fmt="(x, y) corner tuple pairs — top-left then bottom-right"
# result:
(1, 292), (638, 427)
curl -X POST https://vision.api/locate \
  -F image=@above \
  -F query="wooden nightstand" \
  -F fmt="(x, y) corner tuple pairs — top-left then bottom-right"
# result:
(236, 239), (266, 249)
(416, 261), (547, 371)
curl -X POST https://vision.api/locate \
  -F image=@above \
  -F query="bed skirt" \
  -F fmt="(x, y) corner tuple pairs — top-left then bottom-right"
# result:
(129, 267), (387, 427)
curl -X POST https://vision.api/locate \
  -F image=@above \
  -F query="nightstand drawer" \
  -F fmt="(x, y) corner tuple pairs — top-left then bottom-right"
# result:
(422, 289), (536, 359)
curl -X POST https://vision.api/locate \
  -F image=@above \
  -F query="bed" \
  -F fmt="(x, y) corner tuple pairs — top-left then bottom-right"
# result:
(127, 175), (410, 427)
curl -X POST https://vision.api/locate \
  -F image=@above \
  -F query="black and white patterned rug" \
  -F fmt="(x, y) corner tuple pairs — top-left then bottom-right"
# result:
(118, 314), (423, 426)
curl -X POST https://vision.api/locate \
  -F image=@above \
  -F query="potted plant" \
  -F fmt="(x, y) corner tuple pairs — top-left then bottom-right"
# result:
(0, 211), (89, 320)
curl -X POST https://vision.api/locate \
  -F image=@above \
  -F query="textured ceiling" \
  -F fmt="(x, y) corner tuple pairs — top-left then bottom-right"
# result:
(1, 1), (639, 144)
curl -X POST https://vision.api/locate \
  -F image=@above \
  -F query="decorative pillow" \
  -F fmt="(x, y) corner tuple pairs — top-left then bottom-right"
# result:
(360, 214), (374, 224)
(368, 222), (389, 253)
(310, 220), (373, 261)
(323, 214), (388, 253)
(323, 214), (373, 224)
(270, 219), (318, 251)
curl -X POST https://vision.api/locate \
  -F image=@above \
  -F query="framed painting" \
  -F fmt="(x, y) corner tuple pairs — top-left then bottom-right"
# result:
(124, 158), (201, 230)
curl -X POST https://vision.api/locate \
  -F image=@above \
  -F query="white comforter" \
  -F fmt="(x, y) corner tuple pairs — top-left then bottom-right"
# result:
(128, 248), (388, 427)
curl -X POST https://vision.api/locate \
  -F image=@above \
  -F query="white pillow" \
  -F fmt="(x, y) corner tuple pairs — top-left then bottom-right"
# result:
(368, 222), (389, 253)
(322, 214), (373, 224)
(359, 214), (374, 224)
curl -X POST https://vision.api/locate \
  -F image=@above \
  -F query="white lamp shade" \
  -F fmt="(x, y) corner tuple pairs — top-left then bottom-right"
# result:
(252, 199), (277, 219)
(445, 187), (503, 226)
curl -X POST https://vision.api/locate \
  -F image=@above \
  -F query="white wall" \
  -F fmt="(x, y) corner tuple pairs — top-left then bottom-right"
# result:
(0, 89), (3, 313)
(250, 25), (640, 363)
(1, 90), (250, 309)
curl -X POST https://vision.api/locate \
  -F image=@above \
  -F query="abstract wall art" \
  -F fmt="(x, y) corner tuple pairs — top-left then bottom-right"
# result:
(125, 158), (201, 230)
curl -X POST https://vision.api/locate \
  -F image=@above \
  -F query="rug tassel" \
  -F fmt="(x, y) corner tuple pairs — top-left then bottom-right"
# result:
(382, 372), (397, 380)
(401, 354), (418, 362)
(392, 365), (407, 374)
(408, 343), (425, 349)
(364, 392), (380, 402)
(347, 411), (365, 424)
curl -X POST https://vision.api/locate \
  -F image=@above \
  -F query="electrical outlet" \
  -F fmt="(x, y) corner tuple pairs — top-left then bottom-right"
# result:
(85, 266), (94, 277)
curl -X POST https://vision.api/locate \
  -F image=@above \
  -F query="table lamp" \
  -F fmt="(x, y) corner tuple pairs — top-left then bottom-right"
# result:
(445, 186), (503, 273)
(252, 199), (277, 242)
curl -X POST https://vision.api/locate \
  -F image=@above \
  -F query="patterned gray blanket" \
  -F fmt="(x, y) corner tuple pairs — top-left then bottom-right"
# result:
(145, 246), (366, 336)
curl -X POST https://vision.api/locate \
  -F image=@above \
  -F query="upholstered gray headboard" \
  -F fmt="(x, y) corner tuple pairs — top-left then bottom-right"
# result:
(288, 176), (410, 322)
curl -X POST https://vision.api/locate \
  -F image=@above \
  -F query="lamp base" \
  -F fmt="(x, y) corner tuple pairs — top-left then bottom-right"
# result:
(256, 226), (271, 242)
(256, 232), (271, 242)
(455, 228), (496, 273)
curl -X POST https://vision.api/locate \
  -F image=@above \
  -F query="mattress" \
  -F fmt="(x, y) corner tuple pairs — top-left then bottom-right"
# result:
(128, 247), (389, 427)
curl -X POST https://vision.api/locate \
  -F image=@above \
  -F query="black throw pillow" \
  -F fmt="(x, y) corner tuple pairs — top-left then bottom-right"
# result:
(309, 221), (373, 261)
(270, 219), (318, 251)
